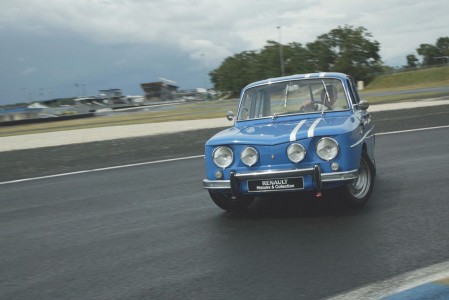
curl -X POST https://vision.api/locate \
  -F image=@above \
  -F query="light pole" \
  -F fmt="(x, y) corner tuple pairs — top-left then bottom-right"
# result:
(47, 89), (55, 100)
(39, 88), (44, 101)
(74, 83), (80, 97)
(201, 53), (207, 89)
(21, 87), (28, 102)
(277, 26), (285, 76)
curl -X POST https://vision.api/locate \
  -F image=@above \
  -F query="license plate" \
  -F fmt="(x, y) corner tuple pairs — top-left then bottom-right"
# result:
(248, 177), (304, 192)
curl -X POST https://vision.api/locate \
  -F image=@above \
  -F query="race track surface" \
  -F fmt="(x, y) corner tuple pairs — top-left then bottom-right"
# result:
(1, 105), (449, 299)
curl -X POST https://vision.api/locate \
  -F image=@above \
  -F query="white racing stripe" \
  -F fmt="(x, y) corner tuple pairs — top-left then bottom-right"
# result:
(308, 118), (322, 138)
(289, 119), (307, 142)
(1, 125), (449, 186)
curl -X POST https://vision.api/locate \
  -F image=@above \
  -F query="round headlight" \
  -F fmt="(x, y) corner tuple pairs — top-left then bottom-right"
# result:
(212, 146), (233, 168)
(316, 137), (339, 161)
(287, 143), (306, 163)
(241, 147), (259, 167)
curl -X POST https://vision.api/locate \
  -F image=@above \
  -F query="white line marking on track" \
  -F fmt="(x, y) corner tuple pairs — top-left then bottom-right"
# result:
(1, 125), (448, 186)
(326, 260), (449, 300)
(0, 155), (204, 185)
(376, 124), (449, 136)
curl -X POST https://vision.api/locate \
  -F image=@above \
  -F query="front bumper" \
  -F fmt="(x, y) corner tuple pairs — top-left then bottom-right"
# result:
(203, 165), (358, 195)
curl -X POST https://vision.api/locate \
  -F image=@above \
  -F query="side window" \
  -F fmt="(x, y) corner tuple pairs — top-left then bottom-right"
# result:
(253, 90), (268, 118)
(333, 81), (349, 110)
(238, 93), (251, 120)
(254, 96), (263, 118)
(238, 90), (267, 119)
(347, 77), (360, 104)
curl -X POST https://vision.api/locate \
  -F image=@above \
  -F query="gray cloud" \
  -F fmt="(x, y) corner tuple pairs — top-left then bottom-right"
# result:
(1, 0), (448, 104)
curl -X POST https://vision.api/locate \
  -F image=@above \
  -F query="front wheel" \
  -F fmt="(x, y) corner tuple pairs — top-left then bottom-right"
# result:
(208, 191), (254, 212)
(342, 153), (375, 207)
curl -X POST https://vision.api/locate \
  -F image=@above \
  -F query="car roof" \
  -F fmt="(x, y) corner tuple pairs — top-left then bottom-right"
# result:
(242, 72), (349, 90)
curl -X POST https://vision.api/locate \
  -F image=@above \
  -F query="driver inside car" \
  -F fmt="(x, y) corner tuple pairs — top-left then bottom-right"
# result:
(321, 84), (338, 107)
(299, 84), (338, 112)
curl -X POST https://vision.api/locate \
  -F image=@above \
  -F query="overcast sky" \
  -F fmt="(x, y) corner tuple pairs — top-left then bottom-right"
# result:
(1, 0), (448, 104)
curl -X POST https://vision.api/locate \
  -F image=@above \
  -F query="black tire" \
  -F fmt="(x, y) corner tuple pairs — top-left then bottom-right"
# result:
(342, 152), (375, 207)
(208, 191), (254, 212)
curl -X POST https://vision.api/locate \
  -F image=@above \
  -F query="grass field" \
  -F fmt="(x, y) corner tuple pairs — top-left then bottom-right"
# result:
(361, 65), (449, 103)
(366, 66), (449, 90)
(1, 66), (448, 137)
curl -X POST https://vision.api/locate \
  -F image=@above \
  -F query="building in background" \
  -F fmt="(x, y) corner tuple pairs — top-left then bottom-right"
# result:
(0, 107), (43, 122)
(140, 79), (178, 101)
(98, 89), (125, 104)
(99, 89), (122, 100)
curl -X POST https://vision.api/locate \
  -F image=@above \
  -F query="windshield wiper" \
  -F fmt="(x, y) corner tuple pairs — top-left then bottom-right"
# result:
(272, 82), (291, 120)
(283, 81), (291, 108)
(321, 80), (331, 104)
(321, 80), (330, 116)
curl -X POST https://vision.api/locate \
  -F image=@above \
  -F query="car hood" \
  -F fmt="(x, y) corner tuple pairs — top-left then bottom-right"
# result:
(207, 115), (358, 146)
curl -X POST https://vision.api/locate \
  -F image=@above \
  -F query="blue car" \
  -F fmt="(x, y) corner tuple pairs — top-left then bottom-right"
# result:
(203, 72), (376, 211)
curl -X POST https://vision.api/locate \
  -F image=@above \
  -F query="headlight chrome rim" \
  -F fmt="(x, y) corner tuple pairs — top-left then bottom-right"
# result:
(212, 146), (234, 169)
(316, 137), (339, 161)
(241, 146), (259, 167)
(287, 143), (306, 163)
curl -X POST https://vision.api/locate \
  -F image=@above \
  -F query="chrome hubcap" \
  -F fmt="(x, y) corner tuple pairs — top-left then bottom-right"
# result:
(349, 158), (371, 199)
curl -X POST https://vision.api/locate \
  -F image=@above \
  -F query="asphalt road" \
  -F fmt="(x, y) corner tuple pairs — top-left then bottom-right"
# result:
(1, 105), (449, 299)
(2, 105), (449, 182)
(359, 85), (449, 98)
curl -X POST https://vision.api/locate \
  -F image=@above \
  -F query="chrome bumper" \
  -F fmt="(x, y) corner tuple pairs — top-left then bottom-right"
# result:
(203, 165), (358, 193)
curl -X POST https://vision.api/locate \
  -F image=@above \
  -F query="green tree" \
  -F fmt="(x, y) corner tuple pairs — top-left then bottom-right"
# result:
(314, 25), (382, 81)
(209, 51), (258, 94)
(416, 37), (449, 66)
(405, 54), (419, 68)
(254, 41), (285, 79)
(305, 38), (336, 72)
(283, 42), (314, 74)
(417, 43), (442, 66)
(435, 37), (449, 65)
(436, 37), (449, 55)
(210, 25), (383, 93)
(406, 37), (449, 67)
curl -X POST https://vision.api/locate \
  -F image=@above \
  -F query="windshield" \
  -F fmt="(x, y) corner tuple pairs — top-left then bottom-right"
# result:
(237, 78), (350, 121)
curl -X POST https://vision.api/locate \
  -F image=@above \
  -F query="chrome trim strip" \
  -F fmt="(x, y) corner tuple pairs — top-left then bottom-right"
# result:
(308, 118), (322, 138)
(235, 168), (315, 180)
(290, 119), (307, 142)
(351, 127), (374, 148)
(203, 179), (231, 189)
(203, 169), (359, 190)
(321, 169), (359, 182)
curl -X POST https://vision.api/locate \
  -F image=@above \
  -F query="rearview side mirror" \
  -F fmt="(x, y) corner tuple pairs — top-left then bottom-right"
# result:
(226, 111), (235, 121)
(355, 100), (370, 111)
